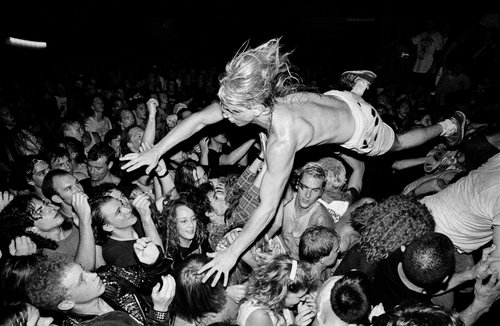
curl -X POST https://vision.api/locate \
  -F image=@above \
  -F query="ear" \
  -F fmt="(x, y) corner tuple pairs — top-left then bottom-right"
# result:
(26, 226), (39, 234)
(400, 245), (406, 252)
(252, 104), (265, 117)
(205, 211), (215, 218)
(442, 275), (450, 284)
(27, 179), (35, 186)
(108, 161), (114, 170)
(127, 142), (134, 151)
(51, 195), (63, 204)
(102, 224), (114, 232)
(57, 300), (75, 311)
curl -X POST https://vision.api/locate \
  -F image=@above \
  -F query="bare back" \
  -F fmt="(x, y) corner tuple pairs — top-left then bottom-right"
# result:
(270, 92), (356, 153)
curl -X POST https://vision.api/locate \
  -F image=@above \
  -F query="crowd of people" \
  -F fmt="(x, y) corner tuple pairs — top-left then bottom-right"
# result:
(1, 11), (500, 326)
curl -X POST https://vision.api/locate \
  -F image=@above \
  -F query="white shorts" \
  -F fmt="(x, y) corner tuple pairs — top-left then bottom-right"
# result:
(324, 90), (395, 156)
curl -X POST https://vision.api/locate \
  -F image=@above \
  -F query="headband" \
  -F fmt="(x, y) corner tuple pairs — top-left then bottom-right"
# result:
(289, 259), (298, 281)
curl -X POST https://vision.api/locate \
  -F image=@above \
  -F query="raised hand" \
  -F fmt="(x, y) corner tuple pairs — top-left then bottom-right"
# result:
(9, 236), (37, 256)
(132, 193), (152, 219)
(120, 148), (161, 174)
(134, 237), (161, 265)
(147, 98), (159, 115)
(152, 274), (176, 312)
(72, 192), (91, 225)
(0, 191), (14, 213)
(295, 300), (316, 326)
(199, 249), (239, 287)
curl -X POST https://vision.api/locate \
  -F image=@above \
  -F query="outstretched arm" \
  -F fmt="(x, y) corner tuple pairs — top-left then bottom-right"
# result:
(120, 102), (224, 173)
(199, 133), (296, 286)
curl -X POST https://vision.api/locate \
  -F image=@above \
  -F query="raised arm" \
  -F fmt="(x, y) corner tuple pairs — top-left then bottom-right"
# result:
(199, 132), (296, 286)
(120, 102), (224, 173)
(141, 98), (158, 147)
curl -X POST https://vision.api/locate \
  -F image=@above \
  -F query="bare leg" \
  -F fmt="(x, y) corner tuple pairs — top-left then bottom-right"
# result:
(391, 125), (443, 152)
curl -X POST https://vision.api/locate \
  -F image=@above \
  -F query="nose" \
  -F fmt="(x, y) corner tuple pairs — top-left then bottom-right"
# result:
(305, 189), (312, 198)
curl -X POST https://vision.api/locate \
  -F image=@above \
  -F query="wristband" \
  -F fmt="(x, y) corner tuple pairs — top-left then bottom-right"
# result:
(151, 309), (168, 321)
(156, 170), (168, 178)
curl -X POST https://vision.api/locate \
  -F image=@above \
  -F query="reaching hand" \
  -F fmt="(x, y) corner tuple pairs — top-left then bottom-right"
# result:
(72, 192), (91, 225)
(198, 249), (239, 287)
(132, 193), (152, 218)
(472, 270), (500, 313)
(152, 274), (176, 312)
(0, 191), (14, 213)
(120, 148), (161, 174)
(134, 237), (161, 265)
(9, 236), (37, 256)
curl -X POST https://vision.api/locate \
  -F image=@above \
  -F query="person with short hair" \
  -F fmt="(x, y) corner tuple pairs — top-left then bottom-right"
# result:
(42, 169), (85, 225)
(313, 270), (374, 326)
(26, 253), (175, 326)
(276, 162), (334, 259)
(0, 301), (54, 326)
(299, 225), (341, 283)
(120, 38), (466, 285)
(46, 146), (87, 180)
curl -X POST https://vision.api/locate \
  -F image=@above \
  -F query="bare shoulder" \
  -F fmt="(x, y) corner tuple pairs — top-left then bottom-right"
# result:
(247, 309), (274, 326)
(311, 205), (335, 229)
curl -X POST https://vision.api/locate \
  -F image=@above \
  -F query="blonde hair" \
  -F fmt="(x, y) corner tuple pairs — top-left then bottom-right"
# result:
(218, 37), (302, 114)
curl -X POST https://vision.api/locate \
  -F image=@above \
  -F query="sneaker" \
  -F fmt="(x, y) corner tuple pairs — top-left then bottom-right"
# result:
(445, 111), (467, 149)
(340, 70), (377, 89)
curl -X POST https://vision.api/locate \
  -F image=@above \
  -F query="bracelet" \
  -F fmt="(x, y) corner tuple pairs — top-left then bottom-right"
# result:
(156, 171), (168, 178)
(256, 155), (264, 161)
(151, 309), (169, 321)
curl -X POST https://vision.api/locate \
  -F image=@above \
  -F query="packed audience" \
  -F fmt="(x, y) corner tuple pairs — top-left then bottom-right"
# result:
(1, 11), (500, 326)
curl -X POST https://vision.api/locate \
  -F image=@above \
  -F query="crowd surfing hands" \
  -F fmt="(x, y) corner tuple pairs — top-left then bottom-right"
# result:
(120, 99), (162, 174)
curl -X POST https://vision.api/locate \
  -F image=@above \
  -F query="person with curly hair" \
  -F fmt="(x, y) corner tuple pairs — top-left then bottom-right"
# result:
(238, 254), (317, 326)
(332, 195), (435, 281)
(134, 197), (212, 277)
(121, 38), (466, 286)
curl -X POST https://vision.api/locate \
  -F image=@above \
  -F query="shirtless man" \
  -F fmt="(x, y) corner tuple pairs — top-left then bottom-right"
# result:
(121, 38), (466, 286)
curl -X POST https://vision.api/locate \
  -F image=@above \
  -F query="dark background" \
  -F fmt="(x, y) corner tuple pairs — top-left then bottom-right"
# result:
(0, 1), (495, 82)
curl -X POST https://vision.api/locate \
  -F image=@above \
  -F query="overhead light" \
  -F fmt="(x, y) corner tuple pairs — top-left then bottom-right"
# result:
(6, 37), (47, 49)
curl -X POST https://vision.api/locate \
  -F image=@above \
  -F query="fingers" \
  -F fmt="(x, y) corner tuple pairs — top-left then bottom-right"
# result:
(482, 245), (497, 261)
(212, 270), (224, 287)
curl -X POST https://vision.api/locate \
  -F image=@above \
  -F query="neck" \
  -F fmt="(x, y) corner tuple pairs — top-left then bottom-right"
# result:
(72, 298), (113, 316)
(91, 173), (118, 187)
(209, 140), (223, 152)
(61, 204), (79, 227)
(39, 226), (69, 242)
(110, 227), (138, 241)
(397, 263), (425, 293)
(294, 197), (315, 216)
(93, 112), (103, 120)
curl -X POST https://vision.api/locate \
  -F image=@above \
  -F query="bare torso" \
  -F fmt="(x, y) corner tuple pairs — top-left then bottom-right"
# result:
(269, 92), (355, 152)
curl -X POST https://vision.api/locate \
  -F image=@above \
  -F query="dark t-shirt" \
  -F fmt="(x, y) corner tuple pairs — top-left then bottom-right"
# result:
(372, 248), (431, 310)
(333, 243), (378, 282)
(102, 222), (146, 268)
